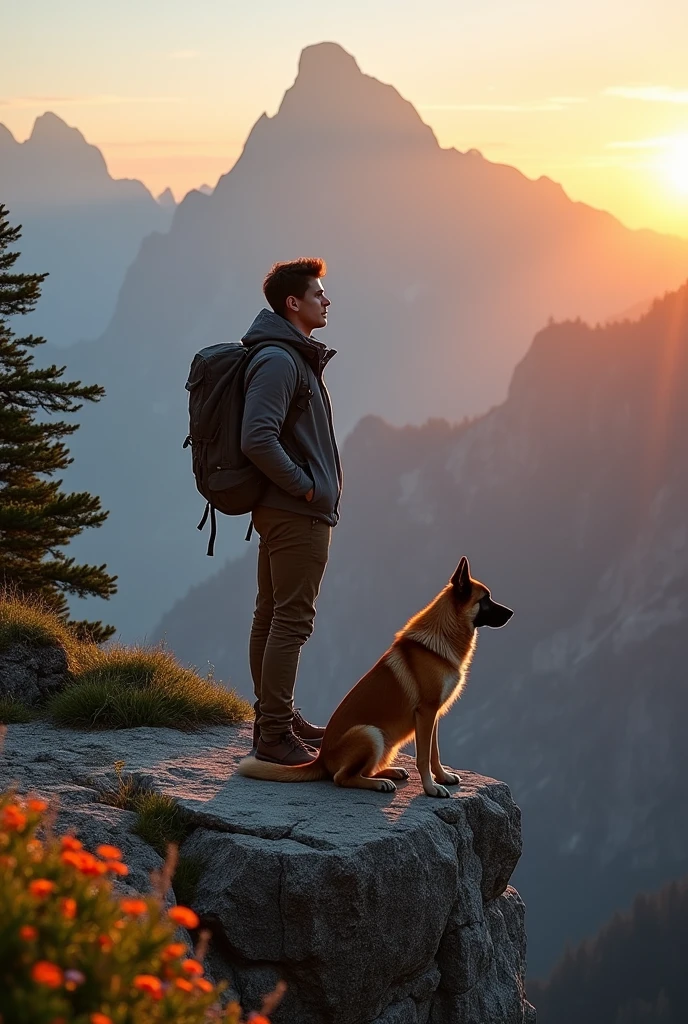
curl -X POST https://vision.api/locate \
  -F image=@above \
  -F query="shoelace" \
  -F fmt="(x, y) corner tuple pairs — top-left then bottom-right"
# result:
(294, 709), (317, 730)
(287, 729), (312, 753)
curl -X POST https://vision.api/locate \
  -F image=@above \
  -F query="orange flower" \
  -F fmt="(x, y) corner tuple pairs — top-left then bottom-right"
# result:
(91, 1015), (114, 1024)
(194, 977), (213, 993)
(60, 835), (83, 852)
(61, 850), (106, 876)
(98, 934), (114, 952)
(161, 942), (186, 961)
(133, 974), (163, 999)
(2, 804), (27, 831)
(28, 798), (48, 813)
(181, 959), (204, 976)
(20, 925), (38, 941)
(32, 961), (63, 988)
(29, 879), (56, 898)
(247, 1016), (270, 1024)
(105, 860), (129, 876)
(174, 977), (193, 992)
(167, 906), (199, 929)
(60, 897), (77, 920)
(96, 844), (123, 860)
(120, 898), (148, 916)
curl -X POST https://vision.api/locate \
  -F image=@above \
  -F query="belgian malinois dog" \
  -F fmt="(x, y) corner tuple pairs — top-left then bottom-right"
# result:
(238, 557), (513, 797)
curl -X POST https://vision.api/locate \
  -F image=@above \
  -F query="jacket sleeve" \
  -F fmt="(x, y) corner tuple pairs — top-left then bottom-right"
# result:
(241, 348), (313, 497)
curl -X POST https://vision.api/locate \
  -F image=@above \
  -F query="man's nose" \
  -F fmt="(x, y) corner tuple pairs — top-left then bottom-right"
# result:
(323, 295), (331, 307)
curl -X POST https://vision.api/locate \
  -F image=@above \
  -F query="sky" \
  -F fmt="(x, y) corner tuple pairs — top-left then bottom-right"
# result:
(3, 0), (688, 237)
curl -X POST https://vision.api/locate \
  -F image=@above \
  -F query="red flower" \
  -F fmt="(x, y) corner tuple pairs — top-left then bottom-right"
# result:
(60, 897), (77, 920)
(120, 898), (147, 916)
(167, 906), (199, 929)
(29, 879), (56, 898)
(2, 805), (27, 831)
(181, 959), (204, 977)
(133, 974), (163, 999)
(60, 835), (83, 852)
(96, 844), (123, 860)
(32, 961), (63, 988)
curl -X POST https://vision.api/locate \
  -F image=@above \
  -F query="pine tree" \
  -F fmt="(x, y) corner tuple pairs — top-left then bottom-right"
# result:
(0, 203), (117, 642)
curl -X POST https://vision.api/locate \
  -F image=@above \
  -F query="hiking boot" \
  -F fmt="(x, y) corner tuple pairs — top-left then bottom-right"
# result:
(292, 708), (326, 747)
(255, 729), (318, 766)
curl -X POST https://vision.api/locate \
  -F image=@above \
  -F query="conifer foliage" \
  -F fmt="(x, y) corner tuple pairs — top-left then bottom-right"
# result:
(0, 204), (116, 641)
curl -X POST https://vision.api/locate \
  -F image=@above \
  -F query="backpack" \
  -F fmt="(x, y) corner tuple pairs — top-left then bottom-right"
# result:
(183, 340), (312, 555)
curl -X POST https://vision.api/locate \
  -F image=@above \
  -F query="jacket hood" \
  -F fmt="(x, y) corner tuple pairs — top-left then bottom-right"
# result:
(241, 308), (335, 370)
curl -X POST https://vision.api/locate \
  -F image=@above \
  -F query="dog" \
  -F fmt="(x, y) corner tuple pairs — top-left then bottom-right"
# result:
(238, 557), (513, 798)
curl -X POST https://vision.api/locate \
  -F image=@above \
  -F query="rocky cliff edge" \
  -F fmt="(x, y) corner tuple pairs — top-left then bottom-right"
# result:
(0, 722), (535, 1024)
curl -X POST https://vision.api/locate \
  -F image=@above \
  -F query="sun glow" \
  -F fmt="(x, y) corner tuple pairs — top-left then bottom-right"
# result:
(661, 136), (688, 196)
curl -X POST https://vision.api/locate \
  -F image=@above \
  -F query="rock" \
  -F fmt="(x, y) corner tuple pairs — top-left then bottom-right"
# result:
(0, 722), (534, 1023)
(0, 642), (68, 704)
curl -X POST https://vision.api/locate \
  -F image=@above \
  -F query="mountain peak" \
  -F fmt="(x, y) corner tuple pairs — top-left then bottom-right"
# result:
(29, 112), (87, 147)
(244, 41), (438, 156)
(297, 41), (362, 80)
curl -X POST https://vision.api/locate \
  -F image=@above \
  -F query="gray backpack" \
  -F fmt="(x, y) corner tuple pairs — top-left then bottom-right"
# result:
(184, 340), (311, 554)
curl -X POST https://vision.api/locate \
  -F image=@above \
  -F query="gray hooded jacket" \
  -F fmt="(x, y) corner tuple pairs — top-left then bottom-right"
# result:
(240, 309), (342, 526)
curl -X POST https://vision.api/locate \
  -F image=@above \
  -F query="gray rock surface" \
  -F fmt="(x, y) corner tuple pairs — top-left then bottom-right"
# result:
(0, 721), (535, 1023)
(0, 642), (68, 704)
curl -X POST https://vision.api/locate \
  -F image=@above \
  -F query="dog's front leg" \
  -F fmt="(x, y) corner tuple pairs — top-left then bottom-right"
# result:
(431, 721), (461, 787)
(415, 707), (450, 798)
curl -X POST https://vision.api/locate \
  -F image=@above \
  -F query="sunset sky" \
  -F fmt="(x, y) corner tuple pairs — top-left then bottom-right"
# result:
(4, 0), (688, 237)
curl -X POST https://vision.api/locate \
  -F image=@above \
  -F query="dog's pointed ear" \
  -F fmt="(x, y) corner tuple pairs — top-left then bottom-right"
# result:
(451, 557), (472, 599)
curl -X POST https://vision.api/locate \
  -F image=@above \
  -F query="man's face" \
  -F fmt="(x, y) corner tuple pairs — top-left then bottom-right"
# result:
(293, 277), (330, 332)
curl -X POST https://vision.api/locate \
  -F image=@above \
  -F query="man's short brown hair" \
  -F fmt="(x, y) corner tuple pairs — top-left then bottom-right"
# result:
(263, 258), (327, 317)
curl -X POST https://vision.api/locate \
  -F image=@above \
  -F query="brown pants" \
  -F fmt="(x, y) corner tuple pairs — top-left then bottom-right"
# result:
(249, 505), (331, 740)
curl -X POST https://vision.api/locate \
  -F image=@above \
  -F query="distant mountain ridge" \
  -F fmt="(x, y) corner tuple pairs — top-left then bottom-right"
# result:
(156, 280), (688, 976)
(529, 875), (688, 1023)
(54, 41), (688, 636)
(0, 113), (173, 346)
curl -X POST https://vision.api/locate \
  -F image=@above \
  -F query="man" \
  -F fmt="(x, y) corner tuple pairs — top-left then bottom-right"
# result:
(241, 258), (342, 766)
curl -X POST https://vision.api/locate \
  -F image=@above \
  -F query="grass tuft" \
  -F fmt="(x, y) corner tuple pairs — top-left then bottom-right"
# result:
(46, 644), (251, 731)
(99, 768), (203, 905)
(0, 590), (85, 666)
(0, 696), (39, 724)
(1, 593), (251, 731)
(131, 790), (192, 854)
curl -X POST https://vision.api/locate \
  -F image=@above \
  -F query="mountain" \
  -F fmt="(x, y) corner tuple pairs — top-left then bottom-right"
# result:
(529, 876), (688, 1023)
(0, 112), (173, 347)
(55, 41), (688, 636)
(156, 187), (177, 208)
(155, 281), (688, 975)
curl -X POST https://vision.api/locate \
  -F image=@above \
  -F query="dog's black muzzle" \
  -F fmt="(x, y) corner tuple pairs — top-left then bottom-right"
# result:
(474, 599), (514, 629)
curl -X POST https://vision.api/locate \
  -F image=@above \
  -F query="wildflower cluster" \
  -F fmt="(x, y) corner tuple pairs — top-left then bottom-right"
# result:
(0, 792), (274, 1023)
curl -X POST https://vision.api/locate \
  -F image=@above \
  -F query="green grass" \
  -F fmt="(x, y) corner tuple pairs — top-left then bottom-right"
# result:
(45, 645), (251, 731)
(0, 591), (84, 663)
(1, 594), (251, 731)
(131, 790), (192, 853)
(100, 772), (203, 905)
(0, 696), (39, 724)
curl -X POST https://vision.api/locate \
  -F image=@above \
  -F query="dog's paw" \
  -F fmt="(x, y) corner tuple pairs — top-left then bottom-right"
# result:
(375, 779), (397, 793)
(386, 767), (410, 780)
(424, 783), (451, 798)
(435, 771), (461, 786)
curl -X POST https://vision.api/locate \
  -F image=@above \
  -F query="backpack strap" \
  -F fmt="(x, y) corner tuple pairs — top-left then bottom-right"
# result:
(244, 340), (313, 439)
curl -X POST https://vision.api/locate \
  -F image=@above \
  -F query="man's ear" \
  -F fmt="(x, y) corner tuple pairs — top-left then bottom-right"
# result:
(451, 557), (471, 599)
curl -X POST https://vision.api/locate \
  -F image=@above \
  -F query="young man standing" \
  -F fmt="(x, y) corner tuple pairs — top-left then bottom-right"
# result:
(240, 258), (342, 766)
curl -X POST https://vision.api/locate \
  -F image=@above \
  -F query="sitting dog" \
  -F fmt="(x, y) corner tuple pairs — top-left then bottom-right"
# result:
(238, 557), (513, 797)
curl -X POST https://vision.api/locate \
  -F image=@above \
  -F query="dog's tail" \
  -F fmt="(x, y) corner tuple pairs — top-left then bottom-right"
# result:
(237, 754), (329, 784)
